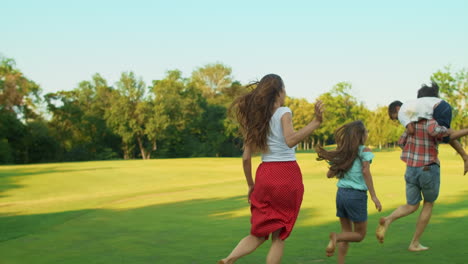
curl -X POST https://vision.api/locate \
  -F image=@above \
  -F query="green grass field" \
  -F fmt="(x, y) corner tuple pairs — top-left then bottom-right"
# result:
(1, 145), (467, 264)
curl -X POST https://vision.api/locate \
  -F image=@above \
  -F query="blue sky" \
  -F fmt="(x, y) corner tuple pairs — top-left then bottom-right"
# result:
(2, 0), (467, 109)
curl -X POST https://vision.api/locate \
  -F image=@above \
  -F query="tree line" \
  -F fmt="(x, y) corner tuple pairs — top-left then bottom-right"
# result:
(1, 55), (466, 164)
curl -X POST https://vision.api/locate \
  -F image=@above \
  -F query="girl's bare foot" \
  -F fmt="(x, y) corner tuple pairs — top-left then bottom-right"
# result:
(408, 243), (429, 252)
(326, 232), (337, 257)
(376, 217), (388, 243)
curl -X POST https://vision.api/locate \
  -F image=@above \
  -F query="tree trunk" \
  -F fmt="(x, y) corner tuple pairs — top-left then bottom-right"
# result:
(123, 145), (130, 160)
(136, 136), (148, 160)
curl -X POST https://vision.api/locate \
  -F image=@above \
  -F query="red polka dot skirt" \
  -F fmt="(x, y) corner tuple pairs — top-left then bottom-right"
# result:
(250, 161), (304, 240)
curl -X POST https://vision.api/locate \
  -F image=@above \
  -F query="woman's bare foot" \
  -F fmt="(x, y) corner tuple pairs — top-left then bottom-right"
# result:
(408, 243), (429, 252)
(326, 232), (337, 257)
(376, 217), (388, 243)
(217, 260), (225, 264)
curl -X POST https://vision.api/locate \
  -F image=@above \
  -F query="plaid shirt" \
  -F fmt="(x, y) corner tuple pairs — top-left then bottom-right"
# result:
(398, 119), (448, 167)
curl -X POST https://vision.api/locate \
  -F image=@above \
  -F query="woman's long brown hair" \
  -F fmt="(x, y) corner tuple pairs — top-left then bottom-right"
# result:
(316, 121), (367, 178)
(230, 74), (284, 153)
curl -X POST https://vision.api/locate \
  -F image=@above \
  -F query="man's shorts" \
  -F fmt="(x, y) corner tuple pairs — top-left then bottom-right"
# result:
(433, 100), (452, 143)
(405, 164), (440, 205)
(336, 187), (368, 222)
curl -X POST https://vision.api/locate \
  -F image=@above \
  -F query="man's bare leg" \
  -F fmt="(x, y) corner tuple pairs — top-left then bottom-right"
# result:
(408, 201), (434, 251)
(376, 203), (420, 243)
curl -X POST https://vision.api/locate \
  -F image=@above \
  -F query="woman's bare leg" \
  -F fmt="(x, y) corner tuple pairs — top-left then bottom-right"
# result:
(218, 234), (265, 264)
(266, 229), (285, 264)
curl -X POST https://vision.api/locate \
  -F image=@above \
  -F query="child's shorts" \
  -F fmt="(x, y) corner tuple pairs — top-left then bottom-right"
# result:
(336, 187), (368, 222)
(433, 100), (452, 143)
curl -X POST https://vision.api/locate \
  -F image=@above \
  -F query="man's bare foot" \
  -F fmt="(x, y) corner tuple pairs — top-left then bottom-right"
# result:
(217, 260), (225, 264)
(408, 243), (429, 252)
(326, 232), (337, 257)
(376, 217), (388, 243)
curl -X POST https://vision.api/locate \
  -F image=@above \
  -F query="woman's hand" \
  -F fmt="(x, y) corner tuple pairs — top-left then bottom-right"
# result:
(247, 185), (254, 203)
(314, 100), (324, 123)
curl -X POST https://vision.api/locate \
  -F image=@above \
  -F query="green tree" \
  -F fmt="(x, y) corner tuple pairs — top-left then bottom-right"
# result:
(0, 109), (27, 163)
(45, 74), (120, 161)
(105, 72), (149, 159)
(190, 63), (233, 103)
(366, 106), (404, 149)
(0, 56), (42, 163)
(149, 70), (204, 157)
(285, 97), (316, 150)
(315, 82), (370, 146)
(0, 56), (41, 120)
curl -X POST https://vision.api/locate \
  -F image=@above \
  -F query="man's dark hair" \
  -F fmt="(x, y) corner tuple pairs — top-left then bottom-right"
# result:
(417, 81), (439, 98)
(388, 100), (403, 117)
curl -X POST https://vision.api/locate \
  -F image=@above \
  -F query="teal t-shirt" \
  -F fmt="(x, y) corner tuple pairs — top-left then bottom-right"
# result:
(337, 145), (374, 191)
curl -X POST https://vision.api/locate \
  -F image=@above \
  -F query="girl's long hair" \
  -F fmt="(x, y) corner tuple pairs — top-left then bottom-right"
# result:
(229, 74), (284, 153)
(316, 120), (367, 178)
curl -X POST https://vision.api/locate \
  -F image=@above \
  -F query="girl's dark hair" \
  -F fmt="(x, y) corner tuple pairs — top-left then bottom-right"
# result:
(316, 121), (367, 179)
(229, 74), (284, 153)
(417, 81), (439, 98)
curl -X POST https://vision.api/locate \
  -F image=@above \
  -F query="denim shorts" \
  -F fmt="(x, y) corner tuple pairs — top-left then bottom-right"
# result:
(433, 100), (452, 143)
(336, 187), (368, 222)
(405, 164), (440, 205)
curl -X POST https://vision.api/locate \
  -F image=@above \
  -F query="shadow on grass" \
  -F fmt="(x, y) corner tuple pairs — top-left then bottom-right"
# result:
(1, 193), (468, 264)
(0, 166), (116, 197)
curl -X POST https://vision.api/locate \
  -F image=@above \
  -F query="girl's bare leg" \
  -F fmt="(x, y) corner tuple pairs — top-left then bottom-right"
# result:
(337, 218), (352, 264)
(327, 218), (367, 262)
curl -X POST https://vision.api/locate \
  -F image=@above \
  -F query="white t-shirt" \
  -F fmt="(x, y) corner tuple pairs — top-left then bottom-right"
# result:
(398, 97), (442, 128)
(262, 107), (296, 162)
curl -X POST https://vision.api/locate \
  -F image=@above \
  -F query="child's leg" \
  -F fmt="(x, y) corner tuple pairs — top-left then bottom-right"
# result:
(326, 218), (367, 257)
(433, 100), (468, 173)
(448, 139), (468, 175)
(338, 220), (367, 242)
(449, 128), (468, 141)
(337, 218), (352, 264)
(218, 234), (266, 264)
(266, 229), (285, 264)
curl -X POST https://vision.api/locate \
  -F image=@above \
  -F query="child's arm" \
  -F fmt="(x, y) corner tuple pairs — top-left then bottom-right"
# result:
(362, 149), (382, 211)
(242, 145), (254, 203)
(427, 119), (449, 138)
(398, 131), (408, 149)
(406, 122), (415, 135)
